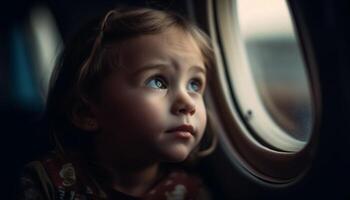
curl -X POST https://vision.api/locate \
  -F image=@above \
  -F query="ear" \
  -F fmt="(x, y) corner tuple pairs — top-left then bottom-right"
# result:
(71, 101), (99, 132)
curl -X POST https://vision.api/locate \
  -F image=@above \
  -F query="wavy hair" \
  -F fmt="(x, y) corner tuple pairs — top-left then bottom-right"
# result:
(46, 6), (216, 160)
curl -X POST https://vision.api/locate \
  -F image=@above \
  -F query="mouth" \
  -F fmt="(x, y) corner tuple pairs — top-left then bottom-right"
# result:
(166, 124), (195, 138)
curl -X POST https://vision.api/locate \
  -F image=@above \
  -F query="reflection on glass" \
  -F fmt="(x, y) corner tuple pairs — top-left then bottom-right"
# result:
(237, 0), (313, 142)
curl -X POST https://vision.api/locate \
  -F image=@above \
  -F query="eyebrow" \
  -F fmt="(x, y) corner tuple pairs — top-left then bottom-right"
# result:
(132, 63), (207, 76)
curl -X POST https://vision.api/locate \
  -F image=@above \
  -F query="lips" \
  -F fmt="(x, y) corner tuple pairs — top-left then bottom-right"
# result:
(166, 124), (195, 135)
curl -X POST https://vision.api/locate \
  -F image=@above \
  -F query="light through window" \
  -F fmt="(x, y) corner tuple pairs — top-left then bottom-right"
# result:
(233, 0), (313, 149)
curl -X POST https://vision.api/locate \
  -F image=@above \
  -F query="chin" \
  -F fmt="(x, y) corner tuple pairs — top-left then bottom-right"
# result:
(160, 146), (192, 163)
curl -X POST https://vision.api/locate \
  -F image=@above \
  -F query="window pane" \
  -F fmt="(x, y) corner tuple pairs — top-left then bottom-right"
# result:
(237, 0), (313, 142)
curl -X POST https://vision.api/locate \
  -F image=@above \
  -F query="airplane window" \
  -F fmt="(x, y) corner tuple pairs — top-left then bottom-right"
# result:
(235, 0), (313, 151)
(207, 0), (319, 184)
(211, 0), (314, 152)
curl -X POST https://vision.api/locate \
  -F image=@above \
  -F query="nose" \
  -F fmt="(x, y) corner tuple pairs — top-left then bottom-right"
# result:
(171, 89), (196, 116)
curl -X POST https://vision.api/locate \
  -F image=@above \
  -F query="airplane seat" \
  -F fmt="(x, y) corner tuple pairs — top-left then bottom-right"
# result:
(1, 23), (53, 198)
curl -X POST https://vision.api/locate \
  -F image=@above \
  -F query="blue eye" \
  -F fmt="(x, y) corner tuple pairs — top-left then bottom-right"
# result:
(188, 79), (202, 92)
(146, 77), (167, 89)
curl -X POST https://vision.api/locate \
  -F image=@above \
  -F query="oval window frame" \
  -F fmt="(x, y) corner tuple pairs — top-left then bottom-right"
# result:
(205, 0), (321, 184)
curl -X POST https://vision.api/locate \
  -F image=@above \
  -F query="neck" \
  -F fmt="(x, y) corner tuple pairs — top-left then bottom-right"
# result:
(92, 141), (163, 197)
(110, 163), (161, 197)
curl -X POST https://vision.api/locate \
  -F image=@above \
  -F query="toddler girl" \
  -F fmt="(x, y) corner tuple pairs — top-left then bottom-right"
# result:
(19, 6), (216, 200)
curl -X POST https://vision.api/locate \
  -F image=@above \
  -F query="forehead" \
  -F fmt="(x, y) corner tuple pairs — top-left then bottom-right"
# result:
(114, 27), (205, 70)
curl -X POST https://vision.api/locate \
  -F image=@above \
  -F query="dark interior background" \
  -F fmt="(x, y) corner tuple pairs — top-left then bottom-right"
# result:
(1, 0), (350, 199)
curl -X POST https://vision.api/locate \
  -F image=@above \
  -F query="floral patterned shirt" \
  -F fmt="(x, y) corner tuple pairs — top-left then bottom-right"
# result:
(17, 151), (211, 200)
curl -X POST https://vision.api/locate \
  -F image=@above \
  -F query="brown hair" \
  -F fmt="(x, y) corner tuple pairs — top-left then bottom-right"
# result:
(46, 6), (216, 158)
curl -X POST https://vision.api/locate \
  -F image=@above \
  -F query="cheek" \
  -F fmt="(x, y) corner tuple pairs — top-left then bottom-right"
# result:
(195, 100), (207, 141)
(97, 92), (167, 137)
(128, 97), (167, 132)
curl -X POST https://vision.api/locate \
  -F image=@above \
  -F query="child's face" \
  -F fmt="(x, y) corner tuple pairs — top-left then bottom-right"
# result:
(93, 27), (207, 163)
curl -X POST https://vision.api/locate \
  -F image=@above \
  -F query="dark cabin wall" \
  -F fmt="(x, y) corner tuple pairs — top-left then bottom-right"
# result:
(289, 0), (350, 199)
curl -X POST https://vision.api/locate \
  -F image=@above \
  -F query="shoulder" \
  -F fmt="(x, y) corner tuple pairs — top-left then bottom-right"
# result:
(17, 151), (72, 200)
(20, 151), (109, 199)
(18, 161), (55, 200)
